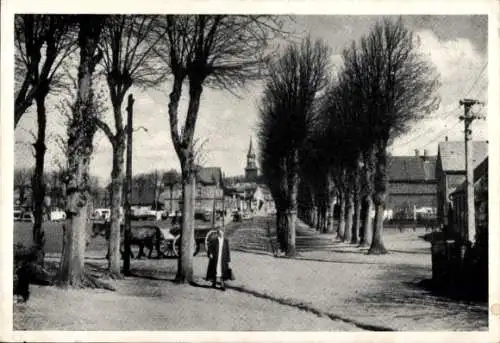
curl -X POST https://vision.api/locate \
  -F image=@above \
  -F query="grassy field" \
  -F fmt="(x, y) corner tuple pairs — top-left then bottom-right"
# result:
(14, 220), (105, 253)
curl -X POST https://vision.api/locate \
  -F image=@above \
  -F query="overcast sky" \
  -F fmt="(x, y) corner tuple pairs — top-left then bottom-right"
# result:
(14, 15), (488, 185)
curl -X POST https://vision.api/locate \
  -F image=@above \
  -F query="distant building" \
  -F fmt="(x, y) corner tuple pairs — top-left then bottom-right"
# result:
(386, 149), (438, 218)
(224, 137), (275, 214)
(435, 140), (488, 228)
(159, 167), (224, 213)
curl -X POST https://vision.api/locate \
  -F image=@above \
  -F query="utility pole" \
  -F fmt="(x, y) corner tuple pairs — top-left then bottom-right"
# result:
(459, 98), (484, 244)
(123, 94), (134, 276)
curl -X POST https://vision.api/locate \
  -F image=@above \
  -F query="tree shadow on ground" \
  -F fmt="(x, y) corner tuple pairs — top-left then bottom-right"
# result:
(353, 263), (488, 330)
(404, 279), (489, 304)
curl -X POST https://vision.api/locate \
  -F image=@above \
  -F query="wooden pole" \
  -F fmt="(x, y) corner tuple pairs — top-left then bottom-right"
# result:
(459, 99), (483, 244)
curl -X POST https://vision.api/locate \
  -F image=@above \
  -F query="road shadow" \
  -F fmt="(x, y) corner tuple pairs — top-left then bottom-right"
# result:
(404, 279), (489, 304)
(353, 263), (488, 330)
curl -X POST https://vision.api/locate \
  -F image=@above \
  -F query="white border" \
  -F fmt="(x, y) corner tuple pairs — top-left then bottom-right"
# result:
(1, 1), (499, 342)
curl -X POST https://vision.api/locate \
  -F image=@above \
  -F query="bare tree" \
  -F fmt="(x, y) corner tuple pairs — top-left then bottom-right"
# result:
(15, 15), (76, 127)
(258, 37), (331, 257)
(156, 15), (286, 282)
(15, 14), (77, 270)
(320, 78), (362, 243)
(340, 18), (440, 254)
(259, 89), (291, 252)
(58, 15), (106, 287)
(95, 15), (167, 276)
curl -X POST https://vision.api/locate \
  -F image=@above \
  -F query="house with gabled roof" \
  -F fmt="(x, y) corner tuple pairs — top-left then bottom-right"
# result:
(435, 140), (488, 231)
(386, 150), (438, 218)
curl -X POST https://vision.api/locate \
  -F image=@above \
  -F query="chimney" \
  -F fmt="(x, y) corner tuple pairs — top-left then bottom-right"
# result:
(414, 149), (419, 157)
(422, 149), (429, 161)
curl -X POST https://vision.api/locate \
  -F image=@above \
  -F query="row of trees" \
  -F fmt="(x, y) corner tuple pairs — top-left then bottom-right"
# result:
(14, 167), (179, 212)
(258, 18), (440, 256)
(15, 14), (287, 286)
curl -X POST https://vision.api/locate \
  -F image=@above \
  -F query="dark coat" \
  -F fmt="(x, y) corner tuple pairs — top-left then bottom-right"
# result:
(205, 236), (233, 281)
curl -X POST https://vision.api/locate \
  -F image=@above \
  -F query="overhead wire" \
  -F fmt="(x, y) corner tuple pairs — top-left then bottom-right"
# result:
(397, 61), (488, 149)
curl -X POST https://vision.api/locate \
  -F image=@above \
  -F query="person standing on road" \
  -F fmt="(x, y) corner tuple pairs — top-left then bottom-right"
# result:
(205, 227), (233, 290)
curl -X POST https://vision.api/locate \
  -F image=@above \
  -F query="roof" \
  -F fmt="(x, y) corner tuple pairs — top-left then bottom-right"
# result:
(197, 167), (223, 185)
(451, 156), (489, 195)
(388, 155), (437, 181)
(437, 141), (488, 172)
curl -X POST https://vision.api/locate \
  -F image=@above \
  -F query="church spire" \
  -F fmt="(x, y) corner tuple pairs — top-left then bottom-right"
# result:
(245, 136), (258, 181)
(247, 136), (255, 158)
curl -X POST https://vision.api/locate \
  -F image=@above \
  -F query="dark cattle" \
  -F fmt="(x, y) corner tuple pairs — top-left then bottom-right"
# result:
(13, 244), (50, 302)
(91, 222), (164, 259)
(13, 245), (36, 302)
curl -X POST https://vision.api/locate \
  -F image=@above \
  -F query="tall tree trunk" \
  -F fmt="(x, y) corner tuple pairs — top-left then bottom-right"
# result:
(351, 193), (361, 244)
(344, 191), (354, 242)
(359, 147), (375, 247)
(310, 207), (315, 227)
(32, 92), (48, 267)
(276, 207), (287, 252)
(174, 78), (203, 283)
(285, 150), (299, 257)
(109, 141), (125, 276)
(316, 206), (322, 232)
(327, 196), (335, 233)
(326, 174), (335, 233)
(176, 167), (196, 282)
(285, 208), (297, 257)
(320, 206), (325, 232)
(359, 195), (374, 247)
(337, 192), (346, 240)
(58, 16), (103, 287)
(369, 142), (388, 254)
(169, 185), (174, 213)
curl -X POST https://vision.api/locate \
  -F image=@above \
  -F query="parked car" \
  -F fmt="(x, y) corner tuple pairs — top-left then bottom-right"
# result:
(50, 209), (66, 222)
(21, 212), (34, 223)
(131, 207), (158, 221)
(14, 209), (22, 221)
(93, 208), (111, 221)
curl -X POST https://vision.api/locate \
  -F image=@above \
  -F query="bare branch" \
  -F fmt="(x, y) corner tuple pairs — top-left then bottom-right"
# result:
(94, 118), (116, 146)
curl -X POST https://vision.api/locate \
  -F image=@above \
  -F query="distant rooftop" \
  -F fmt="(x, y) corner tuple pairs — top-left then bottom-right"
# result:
(388, 155), (437, 181)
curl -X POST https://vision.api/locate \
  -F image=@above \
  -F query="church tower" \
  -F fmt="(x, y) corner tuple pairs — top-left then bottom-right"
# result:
(245, 137), (258, 182)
